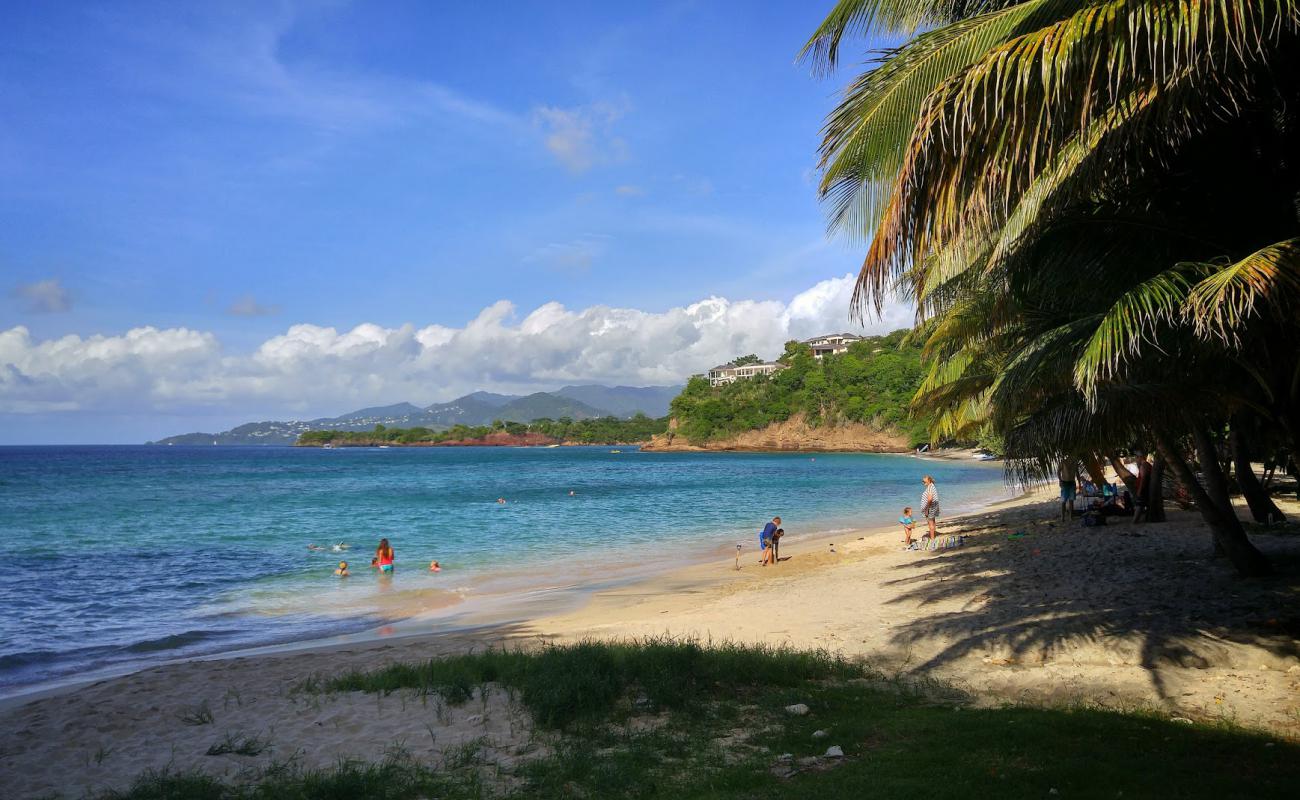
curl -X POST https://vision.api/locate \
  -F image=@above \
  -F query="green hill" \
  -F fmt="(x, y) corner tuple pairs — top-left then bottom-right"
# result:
(668, 330), (929, 446)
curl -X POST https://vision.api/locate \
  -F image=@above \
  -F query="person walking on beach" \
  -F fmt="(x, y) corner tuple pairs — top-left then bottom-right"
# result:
(759, 516), (780, 566)
(920, 476), (940, 545)
(1058, 458), (1079, 521)
(375, 538), (395, 573)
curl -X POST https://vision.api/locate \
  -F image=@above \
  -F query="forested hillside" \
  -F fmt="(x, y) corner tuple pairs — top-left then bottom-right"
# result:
(668, 330), (928, 446)
(297, 414), (668, 447)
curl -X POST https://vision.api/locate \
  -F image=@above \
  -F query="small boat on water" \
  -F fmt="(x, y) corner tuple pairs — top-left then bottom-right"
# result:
(609, 449), (622, 454)
(378, 445), (390, 449)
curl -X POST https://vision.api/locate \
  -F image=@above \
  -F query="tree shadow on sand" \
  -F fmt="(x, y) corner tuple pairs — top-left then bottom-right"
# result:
(880, 500), (1300, 702)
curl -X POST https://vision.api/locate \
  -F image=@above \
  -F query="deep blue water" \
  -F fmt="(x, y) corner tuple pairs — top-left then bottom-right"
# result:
(0, 445), (1009, 693)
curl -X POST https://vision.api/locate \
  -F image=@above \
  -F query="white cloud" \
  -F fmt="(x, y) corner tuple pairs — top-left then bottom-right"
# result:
(0, 276), (914, 417)
(227, 294), (280, 317)
(533, 102), (628, 173)
(12, 279), (72, 313)
(615, 184), (645, 197)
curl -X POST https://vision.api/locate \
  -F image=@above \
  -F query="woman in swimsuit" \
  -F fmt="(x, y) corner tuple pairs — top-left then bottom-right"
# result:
(375, 538), (395, 573)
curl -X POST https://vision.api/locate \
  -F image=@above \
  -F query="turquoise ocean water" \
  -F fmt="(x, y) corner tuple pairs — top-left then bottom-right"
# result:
(0, 445), (1010, 694)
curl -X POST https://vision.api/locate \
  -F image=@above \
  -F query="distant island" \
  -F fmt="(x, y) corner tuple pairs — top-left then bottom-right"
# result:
(148, 385), (681, 446)
(297, 415), (668, 447)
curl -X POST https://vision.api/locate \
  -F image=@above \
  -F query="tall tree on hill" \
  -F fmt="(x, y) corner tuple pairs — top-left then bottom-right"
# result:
(805, 0), (1300, 576)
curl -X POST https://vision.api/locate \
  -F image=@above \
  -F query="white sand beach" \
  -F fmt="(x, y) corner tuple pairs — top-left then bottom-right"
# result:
(3, 489), (1298, 798)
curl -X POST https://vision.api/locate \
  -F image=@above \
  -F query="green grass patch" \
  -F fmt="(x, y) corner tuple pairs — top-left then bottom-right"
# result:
(325, 637), (863, 729)
(100, 639), (1300, 799)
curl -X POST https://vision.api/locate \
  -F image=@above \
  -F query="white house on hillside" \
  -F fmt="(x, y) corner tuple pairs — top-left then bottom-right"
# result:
(803, 332), (863, 359)
(707, 361), (785, 387)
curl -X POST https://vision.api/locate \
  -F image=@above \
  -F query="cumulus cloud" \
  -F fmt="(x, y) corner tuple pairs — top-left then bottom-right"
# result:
(0, 276), (915, 417)
(12, 279), (72, 313)
(533, 102), (628, 173)
(226, 294), (280, 317)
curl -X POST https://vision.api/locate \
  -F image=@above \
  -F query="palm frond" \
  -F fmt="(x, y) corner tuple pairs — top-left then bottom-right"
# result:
(817, 0), (1077, 240)
(1071, 261), (1211, 397)
(856, 0), (1300, 312)
(798, 0), (1023, 73)
(1186, 238), (1300, 343)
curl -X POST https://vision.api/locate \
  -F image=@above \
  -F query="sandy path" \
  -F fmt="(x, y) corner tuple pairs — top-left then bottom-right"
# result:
(2, 491), (1298, 798)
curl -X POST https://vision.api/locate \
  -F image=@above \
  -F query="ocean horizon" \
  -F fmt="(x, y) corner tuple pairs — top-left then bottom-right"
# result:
(0, 445), (1012, 695)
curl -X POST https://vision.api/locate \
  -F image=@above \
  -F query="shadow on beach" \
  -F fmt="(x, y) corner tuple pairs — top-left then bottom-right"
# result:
(879, 499), (1300, 702)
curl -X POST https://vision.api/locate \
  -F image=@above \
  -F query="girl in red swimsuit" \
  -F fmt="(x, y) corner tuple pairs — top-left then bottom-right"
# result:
(376, 538), (395, 573)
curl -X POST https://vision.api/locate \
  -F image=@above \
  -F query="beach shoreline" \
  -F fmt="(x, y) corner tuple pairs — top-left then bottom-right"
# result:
(0, 470), (1019, 710)
(4, 488), (1298, 798)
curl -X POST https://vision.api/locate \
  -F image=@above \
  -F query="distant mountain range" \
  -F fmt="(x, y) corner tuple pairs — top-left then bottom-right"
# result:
(148, 385), (682, 445)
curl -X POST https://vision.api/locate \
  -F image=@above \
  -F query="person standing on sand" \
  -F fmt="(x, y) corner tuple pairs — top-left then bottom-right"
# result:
(1058, 459), (1079, 521)
(920, 477), (940, 545)
(1132, 450), (1153, 524)
(375, 538), (395, 573)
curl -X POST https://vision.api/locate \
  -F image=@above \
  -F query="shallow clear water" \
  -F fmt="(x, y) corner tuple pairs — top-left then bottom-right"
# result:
(0, 445), (1010, 693)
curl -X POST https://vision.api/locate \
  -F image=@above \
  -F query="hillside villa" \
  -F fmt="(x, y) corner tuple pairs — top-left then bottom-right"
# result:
(804, 332), (862, 358)
(705, 333), (868, 386)
(707, 361), (785, 387)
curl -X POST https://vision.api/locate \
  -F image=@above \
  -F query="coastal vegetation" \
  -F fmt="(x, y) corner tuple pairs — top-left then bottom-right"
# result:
(806, 0), (1300, 575)
(668, 330), (930, 446)
(100, 639), (1300, 799)
(296, 415), (668, 447)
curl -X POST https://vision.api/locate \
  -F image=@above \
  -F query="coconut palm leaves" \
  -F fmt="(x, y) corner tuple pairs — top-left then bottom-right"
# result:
(809, 0), (1300, 576)
(808, 1), (1078, 240)
(1186, 238), (1300, 343)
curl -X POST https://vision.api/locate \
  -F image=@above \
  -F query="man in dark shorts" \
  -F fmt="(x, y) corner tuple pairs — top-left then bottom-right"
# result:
(759, 516), (780, 566)
(1058, 459), (1078, 521)
(1132, 451), (1152, 524)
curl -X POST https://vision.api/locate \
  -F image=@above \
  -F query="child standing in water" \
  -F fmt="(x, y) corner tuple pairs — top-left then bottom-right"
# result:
(334, 561), (349, 577)
(899, 507), (916, 548)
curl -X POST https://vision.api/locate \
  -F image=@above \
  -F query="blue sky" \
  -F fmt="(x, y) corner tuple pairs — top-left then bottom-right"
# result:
(1, 1), (905, 443)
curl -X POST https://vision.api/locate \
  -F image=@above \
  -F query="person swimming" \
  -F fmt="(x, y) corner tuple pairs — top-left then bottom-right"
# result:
(429, 560), (441, 572)
(331, 543), (350, 552)
(375, 538), (395, 573)
(334, 561), (349, 577)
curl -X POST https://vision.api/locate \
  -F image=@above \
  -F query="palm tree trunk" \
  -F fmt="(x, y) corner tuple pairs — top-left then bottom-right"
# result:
(1155, 429), (1271, 577)
(1148, 451), (1167, 523)
(1229, 415), (1286, 523)
(1193, 426), (1234, 518)
(1107, 452), (1138, 494)
(1083, 452), (1107, 486)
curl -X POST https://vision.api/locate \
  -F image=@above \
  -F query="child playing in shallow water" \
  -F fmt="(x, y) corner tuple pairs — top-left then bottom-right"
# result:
(899, 507), (916, 548)
(334, 561), (349, 577)
(429, 560), (441, 572)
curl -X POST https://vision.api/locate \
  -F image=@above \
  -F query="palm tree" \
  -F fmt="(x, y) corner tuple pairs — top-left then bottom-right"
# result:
(805, 1), (1300, 576)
